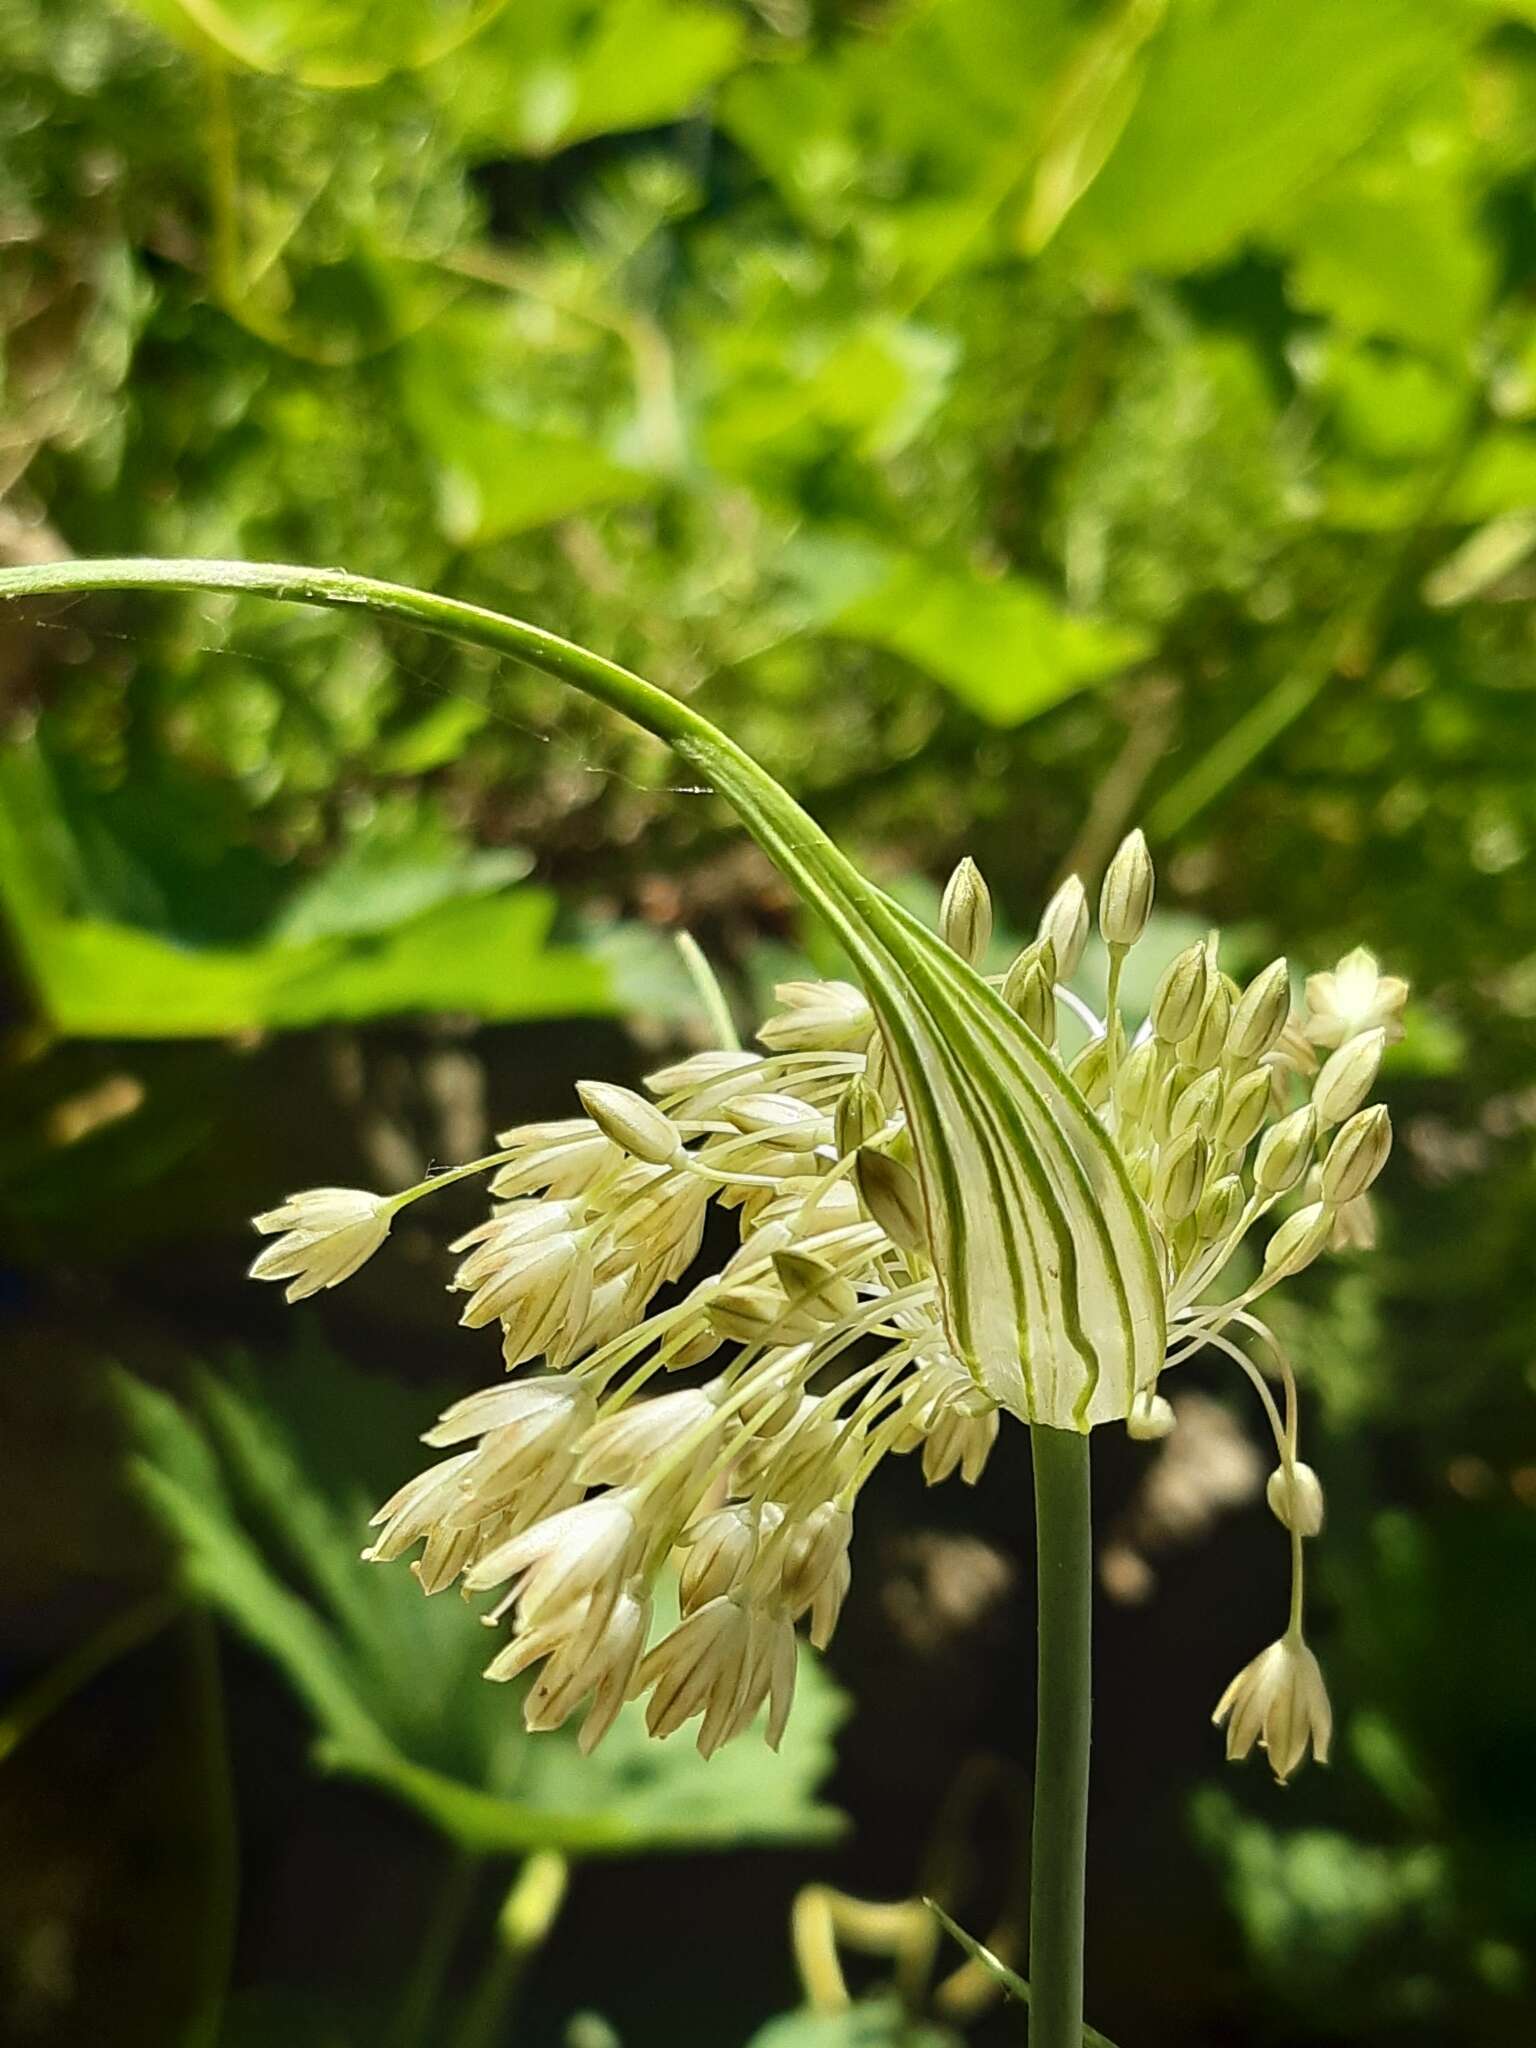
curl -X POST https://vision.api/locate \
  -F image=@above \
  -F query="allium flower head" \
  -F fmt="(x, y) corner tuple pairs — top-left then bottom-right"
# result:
(251, 838), (1400, 1776)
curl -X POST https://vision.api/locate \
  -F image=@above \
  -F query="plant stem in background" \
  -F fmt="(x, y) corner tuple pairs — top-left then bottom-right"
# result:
(457, 1850), (570, 2048)
(1028, 1427), (1093, 2048)
(392, 1849), (484, 2048)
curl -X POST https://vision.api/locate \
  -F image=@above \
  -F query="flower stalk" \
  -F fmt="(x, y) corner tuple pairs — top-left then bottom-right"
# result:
(1029, 1425), (1092, 2048)
(1, 553), (1409, 2044)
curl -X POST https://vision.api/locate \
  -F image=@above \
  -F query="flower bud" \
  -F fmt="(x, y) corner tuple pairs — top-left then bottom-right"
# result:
(1312, 1028), (1385, 1127)
(1254, 1105), (1317, 1195)
(1262, 1200), (1331, 1278)
(1127, 1390), (1176, 1440)
(708, 1283), (792, 1344)
(1154, 1129), (1208, 1224)
(1003, 953), (1056, 1043)
(1266, 1461), (1325, 1537)
(940, 856), (993, 966)
(1038, 875), (1089, 979)
(1320, 1104), (1392, 1206)
(1170, 1068), (1223, 1141)
(1196, 1172), (1244, 1243)
(1152, 1060), (1197, 1142)
(1068, 1034), (1111, 1110)
(834, 1075), (885, 1157)
(1227, 958), (1291, 1062)
(1151, 943), (1211, 1045)
(1217, 1067), (1273, 1153)
(725, 1093), (827, 1152)
(758, 979), (873, 1053)
(772, 1249), (857, 1323)
(1116, 1037), (1160, 1126)
(1179, 980), (1232, 1072)
(854, 1145), (928, 1254)
(1099, 829), (1154, 950)
(576, 1080), (681, 1166)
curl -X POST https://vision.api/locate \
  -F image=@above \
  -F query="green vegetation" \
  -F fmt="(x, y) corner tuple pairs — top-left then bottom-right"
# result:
(2, 2), (1535, 2043)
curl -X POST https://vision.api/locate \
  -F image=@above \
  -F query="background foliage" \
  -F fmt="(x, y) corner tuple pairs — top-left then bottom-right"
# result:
(2, 0), (1534, 2043)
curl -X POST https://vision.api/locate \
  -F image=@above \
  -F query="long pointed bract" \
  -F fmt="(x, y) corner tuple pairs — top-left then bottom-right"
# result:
(0, 556), (1165, 1424)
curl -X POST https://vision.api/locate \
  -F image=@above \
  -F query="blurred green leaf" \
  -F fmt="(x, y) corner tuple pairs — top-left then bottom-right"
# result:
(426, 0), (743, 156)
(122, 0), (504, 87)
(826, 549), (1147, 727)
(0, 740), (610, 1034)
(746, 1998), (959, 2048)
(1066, 0), (1473, 272)
(121, 1346), (846, 1856)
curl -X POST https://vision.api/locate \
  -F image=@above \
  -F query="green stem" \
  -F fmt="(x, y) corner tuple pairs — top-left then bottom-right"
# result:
(391, 1849), (483, 2048)
(1029, 1425), (1093, 2048)
(455, 1850), (569, 2048)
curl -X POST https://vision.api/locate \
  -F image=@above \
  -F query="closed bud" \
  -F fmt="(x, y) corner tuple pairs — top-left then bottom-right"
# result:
(1196, 1172), (1244, 1242)
(1116, 1037), (1160, 1125)
(1170, 1068), (1223, 1141)
(1217, 1067), (1273, 1153)
(725, 1092), (827, 1152)
(1312, 1027), (1386, 1127)
(1228, 958), (1291, 1062)
(1151, 943), (1211, 1045)
(834, 1075), (885, 1157)
(1320, 1104), (1392, 1205)
(1127, 1390), (1176, 1440)
(576, 1080), (680, 1166)
(1154, 1129), (1208, 1224)
(1002, 935), (1055, 1005)
(708, 1283), (791, 1345)
(1152, 1060), (1197, 1142)
(940, 856), (993, 966)
(1179, 980), (1232, 1072)
(1266, 1461), (1325, 1537)
(854, 1145), (928, 1254)
(1099, 829), (1154, 950)
(772, 1249), (856, 1322)
(1068, 1034), (1111, 1109)
(1005, 955), (1056, 1043)
(1038, 875), (1089, 979)
(1254, 1105), (1317, 1195)
(1262, 1200), (1331, 1278)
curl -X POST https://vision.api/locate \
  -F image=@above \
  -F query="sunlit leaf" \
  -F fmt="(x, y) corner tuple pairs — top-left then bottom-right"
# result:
(826, 548), (1149, 727)
(1064, 0), (1474, 272)
(0, 740), (611, 1035)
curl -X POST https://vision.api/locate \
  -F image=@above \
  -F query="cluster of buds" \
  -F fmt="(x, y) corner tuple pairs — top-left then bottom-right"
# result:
(251, 833), (1403, 1779)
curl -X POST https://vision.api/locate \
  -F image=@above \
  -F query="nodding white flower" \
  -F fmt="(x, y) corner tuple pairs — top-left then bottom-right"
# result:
(250, 1188), (391, 1300)
(253, 829), (1399, 1774)
(1214, 1634), (1333, 1783)
(641, 1596), (797, 1756)
(495, 1582), (651, 1755)
(463, 1488), (644, 1624)
(1304, 947), (1408, 1050)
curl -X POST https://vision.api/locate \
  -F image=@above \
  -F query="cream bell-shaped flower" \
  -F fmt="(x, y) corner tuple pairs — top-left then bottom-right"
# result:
(250, 1188), (392, 1300)
(1213, 1633), (1333, 1783)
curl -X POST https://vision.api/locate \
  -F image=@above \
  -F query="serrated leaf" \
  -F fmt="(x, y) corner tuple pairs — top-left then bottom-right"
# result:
(120, 1346), (845, 1856)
